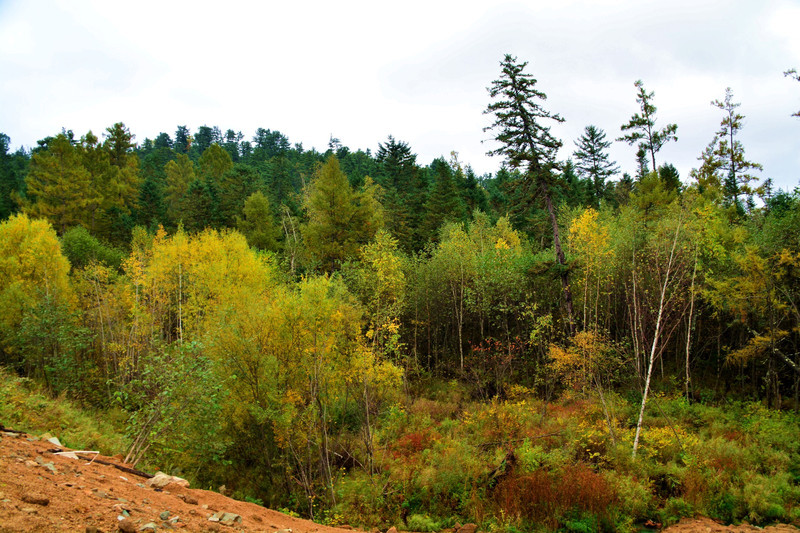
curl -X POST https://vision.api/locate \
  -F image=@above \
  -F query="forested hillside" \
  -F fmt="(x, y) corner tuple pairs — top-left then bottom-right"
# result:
(1, 56), (800, 531)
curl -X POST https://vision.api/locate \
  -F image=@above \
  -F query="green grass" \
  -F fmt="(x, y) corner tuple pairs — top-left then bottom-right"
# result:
(0, 367), (128, 454)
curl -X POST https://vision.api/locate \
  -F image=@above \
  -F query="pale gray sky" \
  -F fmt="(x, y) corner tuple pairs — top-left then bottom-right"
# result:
(1, 0), (798, 189)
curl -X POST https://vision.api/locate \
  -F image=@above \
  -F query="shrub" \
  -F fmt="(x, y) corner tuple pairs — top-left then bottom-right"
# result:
(406, 513), (442, 532)
(493, 464), (617, 530)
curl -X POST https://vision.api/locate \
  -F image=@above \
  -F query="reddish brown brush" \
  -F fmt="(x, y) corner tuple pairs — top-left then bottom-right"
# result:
(390, 429), (438, 459)
(493, 464), (617, 528)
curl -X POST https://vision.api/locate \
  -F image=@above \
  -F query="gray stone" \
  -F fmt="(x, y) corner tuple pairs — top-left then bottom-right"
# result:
(219, 512), (242, 525)
(138, 523), (158, 532)
(146, 472), (189, 489)
(159, 511), (170, 521)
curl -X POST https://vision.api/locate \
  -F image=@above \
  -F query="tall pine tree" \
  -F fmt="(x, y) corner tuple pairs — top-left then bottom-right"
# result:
(484, 54), (575, 334)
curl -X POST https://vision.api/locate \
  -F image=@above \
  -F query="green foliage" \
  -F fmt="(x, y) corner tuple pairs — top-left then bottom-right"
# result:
(237, 190), (279, 251)
(618, 80), (678, 172)
(0, 367), (127, 453)
(61, 225), (125, 270)
(303, 155), (383, 272)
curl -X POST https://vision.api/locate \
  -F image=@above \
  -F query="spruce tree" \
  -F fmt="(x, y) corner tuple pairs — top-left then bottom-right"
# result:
(573, 125), (619, 206)
(484, 54), (575, 334)
(711, 88), (762, 210)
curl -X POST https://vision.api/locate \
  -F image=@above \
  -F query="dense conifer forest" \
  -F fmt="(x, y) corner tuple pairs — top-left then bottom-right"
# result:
(1, 56), (800, 531)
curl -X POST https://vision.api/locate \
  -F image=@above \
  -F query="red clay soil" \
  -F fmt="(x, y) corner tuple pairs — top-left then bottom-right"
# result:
(0, 429), (361, 532)
(663, 517), (799, 533)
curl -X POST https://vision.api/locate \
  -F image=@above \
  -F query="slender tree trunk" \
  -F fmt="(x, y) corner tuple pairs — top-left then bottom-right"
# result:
(633, 220), (681, 457)
(541, 182), (575, 336)
(685, 252), (698, 399)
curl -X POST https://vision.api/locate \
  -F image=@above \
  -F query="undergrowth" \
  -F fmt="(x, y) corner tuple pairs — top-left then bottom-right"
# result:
(332, 384), (800, 532)
(0, 366), (128, 454)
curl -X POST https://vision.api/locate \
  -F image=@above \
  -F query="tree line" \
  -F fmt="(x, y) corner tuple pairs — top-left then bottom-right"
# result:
(0, 55), (798, 517)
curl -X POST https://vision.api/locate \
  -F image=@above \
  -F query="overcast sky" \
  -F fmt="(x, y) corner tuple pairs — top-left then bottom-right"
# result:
(1, 0), (798, 189)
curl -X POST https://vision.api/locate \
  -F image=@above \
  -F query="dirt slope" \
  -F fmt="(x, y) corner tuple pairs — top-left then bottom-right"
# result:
(663, 517), (799, 533)
(0, 429), (358, 532)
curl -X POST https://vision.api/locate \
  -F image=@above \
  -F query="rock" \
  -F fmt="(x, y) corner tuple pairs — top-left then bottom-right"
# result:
(20, 507), (37, 514)
(146, 472), (189, 489)
(47, 436), (63, 447)
(85, 526), (102, 533)
(138, 523), (158, 532)
(177, 494), (197, 505)
(208, 511), (242, 525)
(219, 512), (242, 525)
(21, 492), (50, 506)
(118, 518), (137, 533)
(387, 527), (399, 533)
(159, 511), (170, 520)
(456, 524), (478, 533)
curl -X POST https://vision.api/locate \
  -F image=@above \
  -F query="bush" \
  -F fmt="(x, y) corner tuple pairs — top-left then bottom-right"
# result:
(61, 225), (125, 270)
(493, 464), (617, 530)
(406, 513), (442, 532)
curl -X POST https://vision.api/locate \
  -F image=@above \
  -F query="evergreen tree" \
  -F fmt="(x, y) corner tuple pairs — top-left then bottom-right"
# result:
(23, 134), (93, 233)
(302, 156), (382, 272)
(461, 165), (489, 214)
(198, 143), (233, 187)
(572, 125), (619, 206)
(174, 125), (191, 154)
(376, 136), (416, 195)
(164, 154), (197, 226)
(218, 163), (259, 227)
(101, 123), (140, 241)
(711, 88), (762, 210)
(223, 129), (243, 162)
(618, 80), (678, 172)
(0, 133), (28, 220)
(484, 53), (575, 334)
(237, 190), (278, 251)
(182, 179), (214, 232)
(252, 128), (290, 160)
(658, 163), (681, 192)
(193, 125), (220, 157)
(423, 158), (465, 238)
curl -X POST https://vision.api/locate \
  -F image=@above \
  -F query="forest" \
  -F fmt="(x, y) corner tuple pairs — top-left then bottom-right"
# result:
(1, 56), (800, 531)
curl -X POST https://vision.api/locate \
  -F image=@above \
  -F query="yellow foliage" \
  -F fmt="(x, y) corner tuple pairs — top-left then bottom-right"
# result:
(0, 214), (73, 344)
(548, 331), (612, 391)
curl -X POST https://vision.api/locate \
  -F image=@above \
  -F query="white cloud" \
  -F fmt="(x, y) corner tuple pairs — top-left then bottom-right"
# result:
(1, 0), (798, 188)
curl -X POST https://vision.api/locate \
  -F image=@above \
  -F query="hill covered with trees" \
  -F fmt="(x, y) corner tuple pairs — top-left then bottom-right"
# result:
(1, 56), (800, 532)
